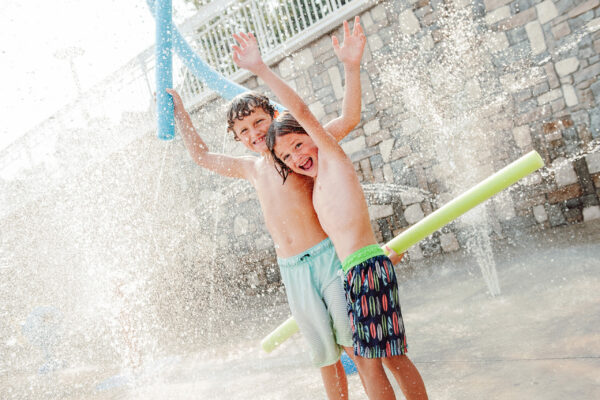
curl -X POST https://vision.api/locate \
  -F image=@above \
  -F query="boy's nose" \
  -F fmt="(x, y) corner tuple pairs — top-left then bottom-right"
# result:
(251, 127), (262, 138)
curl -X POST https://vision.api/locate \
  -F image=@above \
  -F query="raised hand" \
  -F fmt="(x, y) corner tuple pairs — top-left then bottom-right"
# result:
(332, 16), (366, 66)
(232, 32), (265, 74)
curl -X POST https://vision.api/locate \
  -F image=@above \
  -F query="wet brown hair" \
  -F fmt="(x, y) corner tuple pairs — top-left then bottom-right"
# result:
(226, 92), (276, 140)
(266, 111), (308, 183)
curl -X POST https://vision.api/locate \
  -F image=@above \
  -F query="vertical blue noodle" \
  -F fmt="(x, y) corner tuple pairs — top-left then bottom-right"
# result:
(155, 0), (175, 140)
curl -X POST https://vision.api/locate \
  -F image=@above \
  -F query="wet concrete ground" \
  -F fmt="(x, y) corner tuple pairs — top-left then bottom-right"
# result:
(4, 221), (599, 399)
(123, 221), (600, 400)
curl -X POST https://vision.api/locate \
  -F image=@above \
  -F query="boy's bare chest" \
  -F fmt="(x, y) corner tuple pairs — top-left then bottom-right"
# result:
(254, 168), (314, 212)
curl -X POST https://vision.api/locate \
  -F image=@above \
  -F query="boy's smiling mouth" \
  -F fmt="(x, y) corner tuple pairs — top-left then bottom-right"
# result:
(253, 136), (266, 145)
(299, 157), (313, 170)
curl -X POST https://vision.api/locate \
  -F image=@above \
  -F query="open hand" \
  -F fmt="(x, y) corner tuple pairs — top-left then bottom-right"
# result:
(332, 16), (366, 66)
(232, 32), (265, 74)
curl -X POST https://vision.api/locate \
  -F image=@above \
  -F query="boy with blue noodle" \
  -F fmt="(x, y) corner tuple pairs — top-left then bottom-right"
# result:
(169, 18), (372, 399)
(233, 30), (428, 400)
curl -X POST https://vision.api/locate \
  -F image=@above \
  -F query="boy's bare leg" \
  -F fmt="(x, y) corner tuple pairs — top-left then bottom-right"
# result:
(343, 346), (369, 394)
(353, 357), (396, 400)
(320, 360), (348, 399)
(382, 355), (428, 400)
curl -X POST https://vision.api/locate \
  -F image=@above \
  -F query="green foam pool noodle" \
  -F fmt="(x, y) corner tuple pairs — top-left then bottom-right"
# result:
(261, 316), (299, 353)
(383, 150), (544, 255)
(261, 150), (544, 352)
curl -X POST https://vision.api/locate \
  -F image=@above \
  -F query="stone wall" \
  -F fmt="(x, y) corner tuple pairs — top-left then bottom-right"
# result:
(189, 0), (600, 277)
(2, 0), (599, 297)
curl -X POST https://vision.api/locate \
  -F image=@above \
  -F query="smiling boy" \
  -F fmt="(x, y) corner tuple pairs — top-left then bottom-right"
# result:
(167, 18), (367, 399)
(233, 29), (428, 400)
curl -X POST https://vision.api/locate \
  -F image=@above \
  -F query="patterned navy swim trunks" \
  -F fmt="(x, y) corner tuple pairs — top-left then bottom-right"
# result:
(342, 245), (407, 358)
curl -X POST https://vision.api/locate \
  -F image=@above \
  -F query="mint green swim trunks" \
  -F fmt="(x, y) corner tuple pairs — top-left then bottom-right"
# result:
(278, 238), (354, 368)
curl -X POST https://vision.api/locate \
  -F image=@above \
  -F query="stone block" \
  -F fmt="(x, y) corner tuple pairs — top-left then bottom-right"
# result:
(360, 72), (376, 104)
(309, 101), (326, 120)
(399, 10), (420, 35)
(586, 152), (600, 174)
(278, 57), (294, 78)
(574, 63), (600, 84)
(532, 82), (550, 97)
(485, 6), (511, 24)
(379, 138), (395, 162)
(591, 107), (600, 138)
(440, 232), (461, 252)
(537, 88), (563, 104)
(408, 243), (424, 261)
(552, 21), (571, 39)
(404, 203), (425, 224)
(364, 119), (381, 136)
(370, 4), (387, 22)
(360, 158), (374, 182)
(390, 145), (411, 161)
(367, 34), (384, 52)
(512, 125), (532, 147)
(494, 192), (517, 220)
(453, 0), (471, 8)
(421, 34), (435, 51)
(591, 80), (600, 102)
(341, 136), (367, 155)
(533, 204), (548, 222)
(402, 117), (421, 135)
(588, 18), (600, 33)
(567, 0), (600, 19)
(360, 11), (375, 32)
(293, 48), (314, 68)
(350, 146), (378, 164)
(487, 31), (510, 53)
(583, 205), (600, 221)
(383, 164), (394, 182)
(234, 216), (249, 236)
(555, 57), (580, 77)
(312, 35), (333, 58)
(368, 204), (394, 221)
(526, 21), (547, 55)
(484, 0), (513, 12)
(400, 188), (425, 205)
(366, 131), (389, 147)
(536, 0), (559, 24)
(561, 84), (578, 107)
(547, 203), (567, 226)
(499, 7), (537, 31)
(548, 183), (583, 203)
(553, 157), (579, 187)
(544, 62), (560, 89)
(327, 66), (343, 100)
(593, 173), (600, 189)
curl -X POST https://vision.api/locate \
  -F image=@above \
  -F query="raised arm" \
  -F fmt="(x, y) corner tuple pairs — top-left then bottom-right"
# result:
(232, 33), (334, 150)
(324, 17), (366, 142)
(166, 88), (255, 180)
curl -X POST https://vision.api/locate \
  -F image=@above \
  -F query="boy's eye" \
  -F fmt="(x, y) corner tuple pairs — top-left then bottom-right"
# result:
(295, 143), (302, 149)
